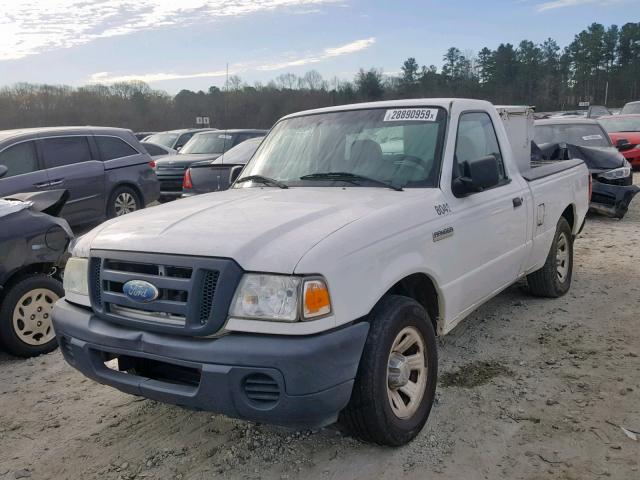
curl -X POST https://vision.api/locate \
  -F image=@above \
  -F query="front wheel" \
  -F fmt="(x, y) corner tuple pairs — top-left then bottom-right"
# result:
(0, 275), (63, 357)
(527, 217), (573, 297)
(339, 295), (438, 446)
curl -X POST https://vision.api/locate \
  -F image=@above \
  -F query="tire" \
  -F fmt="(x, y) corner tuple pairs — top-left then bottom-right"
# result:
(0, 275), (63, 357)
(339, 295), (438, 446)
(107, 186), (141, 218)
(527, 217), (573, 298)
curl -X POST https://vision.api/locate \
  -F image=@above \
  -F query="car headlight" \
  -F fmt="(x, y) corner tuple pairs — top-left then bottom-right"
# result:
(63, 257), (90, 306)
(229, 274), (331, 322)
(599, 166), (631, 180)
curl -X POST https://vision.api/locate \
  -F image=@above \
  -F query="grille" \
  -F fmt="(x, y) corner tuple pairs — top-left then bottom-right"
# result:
(90, 257), (102, 308)
(89, 251), (242, 336)
(243, 373), (280, 407)
(199, 271), (219, 324)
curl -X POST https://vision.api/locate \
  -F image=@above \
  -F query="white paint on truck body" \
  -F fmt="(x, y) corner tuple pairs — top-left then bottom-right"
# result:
(72, 98), (589, 336)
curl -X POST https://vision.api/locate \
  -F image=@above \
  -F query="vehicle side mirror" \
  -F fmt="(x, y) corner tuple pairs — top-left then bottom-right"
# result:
(0, 165), (7, 179)
(229, 165), (244, 183)
(452, 155), (501, 196)
(616, 138), (635, 151)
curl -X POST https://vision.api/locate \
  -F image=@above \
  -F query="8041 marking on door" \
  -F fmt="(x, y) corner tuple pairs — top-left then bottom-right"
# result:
(434, 203), (452, 216)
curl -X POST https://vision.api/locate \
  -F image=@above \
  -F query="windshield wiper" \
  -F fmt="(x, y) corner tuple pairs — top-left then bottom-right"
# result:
(235, 175), (289, 189)
(300, 172), (403, 191)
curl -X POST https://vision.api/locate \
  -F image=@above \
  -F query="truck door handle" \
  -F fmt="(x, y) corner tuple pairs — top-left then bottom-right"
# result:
(512, 197), (523, 208)
(48, 179), (63, 186)
(33, 181), (50, 188)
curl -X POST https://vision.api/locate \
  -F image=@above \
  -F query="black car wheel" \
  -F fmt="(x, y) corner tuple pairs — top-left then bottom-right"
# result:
(108, 186), (141, 218)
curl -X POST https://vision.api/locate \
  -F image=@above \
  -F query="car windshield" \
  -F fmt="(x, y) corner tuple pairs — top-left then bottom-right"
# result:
(181, 132), (234, 154)
(599, 117), (640, 133)
(145, 133), (179, 148)
(214, 137), (262, 165)
(534, 124), (611, 147)
(236, 107), (447, 189)
(621, 103), (640, 115)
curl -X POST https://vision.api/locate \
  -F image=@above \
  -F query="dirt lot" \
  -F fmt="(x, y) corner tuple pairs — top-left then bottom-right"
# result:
(1, 175), (639, 480)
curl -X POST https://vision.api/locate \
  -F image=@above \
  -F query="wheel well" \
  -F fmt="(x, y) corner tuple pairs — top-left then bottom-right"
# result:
(109, 182), (143, 204)
(561, 204), (575, 232)
(386, 273), (440, 334)
(0, 263), (55, 299)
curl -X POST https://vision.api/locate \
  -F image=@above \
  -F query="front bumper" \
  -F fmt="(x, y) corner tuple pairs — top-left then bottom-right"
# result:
(53, 300), (369, 428)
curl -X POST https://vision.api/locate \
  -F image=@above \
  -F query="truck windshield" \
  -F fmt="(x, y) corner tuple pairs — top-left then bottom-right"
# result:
(534, 124), (611, 147)
(236, 107), (447, 189)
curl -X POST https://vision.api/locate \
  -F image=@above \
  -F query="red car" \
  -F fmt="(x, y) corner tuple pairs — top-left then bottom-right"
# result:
(598, 114), (640, 169)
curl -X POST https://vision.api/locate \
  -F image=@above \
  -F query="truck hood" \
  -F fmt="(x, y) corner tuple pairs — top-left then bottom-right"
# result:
(76, 187), (423, 273)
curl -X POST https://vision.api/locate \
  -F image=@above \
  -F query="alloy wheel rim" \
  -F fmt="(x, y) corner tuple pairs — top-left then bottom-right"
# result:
(12, 288), (59, 346)
(556, 233), (569, 282)
(114, 192), (137, 216)
(387, 326), (428, 419)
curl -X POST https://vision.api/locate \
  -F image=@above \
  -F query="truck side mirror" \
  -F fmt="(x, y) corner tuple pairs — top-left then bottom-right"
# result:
(0, 165), (7, 179)
(616, 138), (635, 151)
(452, 155), (501, 196)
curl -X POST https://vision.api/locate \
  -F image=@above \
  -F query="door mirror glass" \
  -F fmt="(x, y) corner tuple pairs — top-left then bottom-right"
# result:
(452, 155), (501, 196)
(0, 165), (7, 178)
(616, 138), (635, 151)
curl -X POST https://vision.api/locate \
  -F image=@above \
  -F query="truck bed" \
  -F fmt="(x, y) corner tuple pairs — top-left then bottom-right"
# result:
(521, 159), (585, 182)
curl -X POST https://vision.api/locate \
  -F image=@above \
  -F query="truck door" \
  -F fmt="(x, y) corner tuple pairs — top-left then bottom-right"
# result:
(442, 111), (528, 321)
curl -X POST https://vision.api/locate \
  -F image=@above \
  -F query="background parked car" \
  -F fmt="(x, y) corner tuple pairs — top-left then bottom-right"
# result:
(0, 189), (72, 357)
(144, 128), (215, 152)
(141, 141), (177, 160)
(182, 136), (263, 196)
(0, 127), (159, 228)
(621, 101), (640, 115)
(156, 129), (267, 200)
(134, 131), (157, 141)
(534, 118), (638, 218)
(598, 114), (640, 169)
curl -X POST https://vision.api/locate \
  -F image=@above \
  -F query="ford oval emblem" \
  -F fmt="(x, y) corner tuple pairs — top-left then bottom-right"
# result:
(123, 280), (159, 303)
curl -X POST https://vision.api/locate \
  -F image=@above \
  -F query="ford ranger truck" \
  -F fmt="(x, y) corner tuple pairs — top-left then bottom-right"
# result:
(53, 99), (589, 446)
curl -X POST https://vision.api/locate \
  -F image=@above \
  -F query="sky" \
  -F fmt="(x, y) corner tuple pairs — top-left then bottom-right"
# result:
(0, 0), (638, 94)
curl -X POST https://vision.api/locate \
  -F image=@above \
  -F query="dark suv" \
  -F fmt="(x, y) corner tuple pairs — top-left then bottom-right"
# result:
(0, 127), (160, 228)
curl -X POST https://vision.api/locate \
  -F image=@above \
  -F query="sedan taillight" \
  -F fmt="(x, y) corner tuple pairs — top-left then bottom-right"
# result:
(183, 169), (193, 189)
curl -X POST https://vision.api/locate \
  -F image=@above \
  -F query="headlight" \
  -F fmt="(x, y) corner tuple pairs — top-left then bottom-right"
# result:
(599, 166), (631, 180)
(229, 274), (331, 322)
(63, 257), (90, 306)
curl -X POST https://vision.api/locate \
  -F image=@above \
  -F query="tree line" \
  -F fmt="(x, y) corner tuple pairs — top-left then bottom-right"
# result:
(0, 22), (638, 132)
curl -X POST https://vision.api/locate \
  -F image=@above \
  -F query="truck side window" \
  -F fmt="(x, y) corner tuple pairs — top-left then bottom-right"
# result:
(0, 141), (39, 178)
(453, 112), (506, 186)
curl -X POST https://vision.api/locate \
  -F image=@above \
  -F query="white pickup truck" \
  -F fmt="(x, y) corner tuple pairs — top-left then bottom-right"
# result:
(53, 99), (589, 446)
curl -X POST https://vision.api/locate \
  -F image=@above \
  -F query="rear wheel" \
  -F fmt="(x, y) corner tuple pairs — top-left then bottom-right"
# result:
(340, 295), (438, 446)
(0, 275), (63, 357)
(108, 186), (141, 218)
(527, 217), (573, 297)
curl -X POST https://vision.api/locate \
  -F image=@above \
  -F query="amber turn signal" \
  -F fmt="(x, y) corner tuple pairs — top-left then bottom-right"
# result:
(303, 279), (331, 319)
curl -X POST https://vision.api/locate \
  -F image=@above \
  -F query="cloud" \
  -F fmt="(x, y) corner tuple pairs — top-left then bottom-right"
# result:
(88, 37), (376, 84)
(0, 0), (340, 61)
(535, 0), (617, 11)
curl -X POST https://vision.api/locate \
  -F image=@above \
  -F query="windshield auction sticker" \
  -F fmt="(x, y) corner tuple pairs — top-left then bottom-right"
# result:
(384, 108), (437, 122)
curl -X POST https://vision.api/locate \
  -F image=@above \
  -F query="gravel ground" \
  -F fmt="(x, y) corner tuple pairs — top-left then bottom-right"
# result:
(1, 174), (638, 480)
